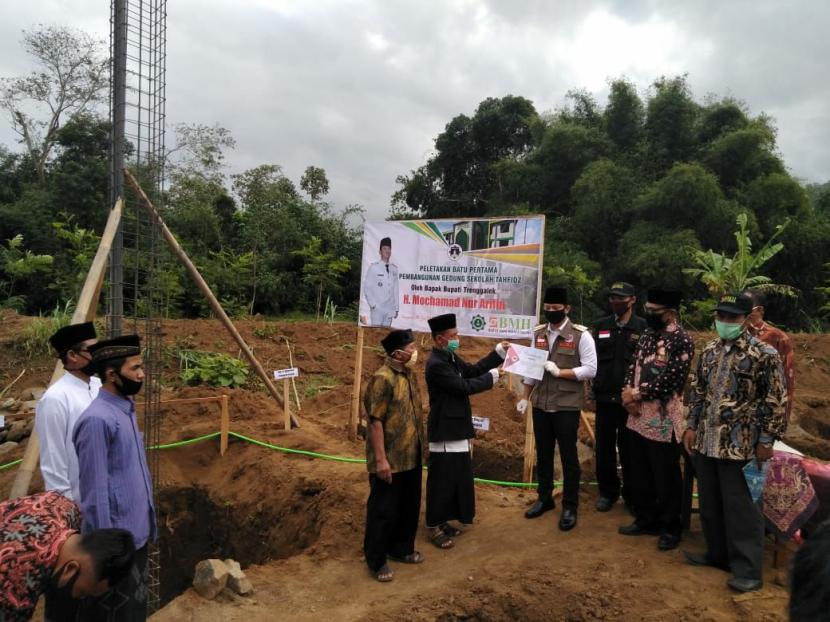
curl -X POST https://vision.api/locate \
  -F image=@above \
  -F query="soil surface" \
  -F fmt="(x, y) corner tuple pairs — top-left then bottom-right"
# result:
(2, 312), (826, 621)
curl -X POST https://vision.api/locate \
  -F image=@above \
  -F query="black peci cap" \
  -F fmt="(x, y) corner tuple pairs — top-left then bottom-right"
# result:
(427, 313), (456, 334)
(49, 322), (97, 356)
(381, 329), (414, 355)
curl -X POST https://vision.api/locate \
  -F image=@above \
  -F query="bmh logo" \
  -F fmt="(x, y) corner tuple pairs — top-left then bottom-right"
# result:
(447, 243), (462, 261)
(470, 314), (486, 332)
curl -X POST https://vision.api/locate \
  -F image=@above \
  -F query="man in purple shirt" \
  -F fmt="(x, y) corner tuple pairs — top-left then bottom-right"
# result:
(73, 334), (156, 621)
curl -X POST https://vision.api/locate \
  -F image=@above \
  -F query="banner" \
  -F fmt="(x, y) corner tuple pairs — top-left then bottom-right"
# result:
(358, 216), (545, 339)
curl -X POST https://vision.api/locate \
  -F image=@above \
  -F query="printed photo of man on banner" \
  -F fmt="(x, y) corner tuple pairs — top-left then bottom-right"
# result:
(358, 217), (545, 339)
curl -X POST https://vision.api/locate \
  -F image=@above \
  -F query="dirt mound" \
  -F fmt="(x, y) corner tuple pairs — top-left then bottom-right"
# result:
(0, 316), (821, 620)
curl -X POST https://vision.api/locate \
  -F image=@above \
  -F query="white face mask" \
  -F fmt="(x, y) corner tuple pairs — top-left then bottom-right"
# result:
(404, 348), (419, 368)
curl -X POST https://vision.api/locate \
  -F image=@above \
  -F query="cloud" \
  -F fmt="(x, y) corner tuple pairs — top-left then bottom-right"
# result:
(0, 0), (828, 219)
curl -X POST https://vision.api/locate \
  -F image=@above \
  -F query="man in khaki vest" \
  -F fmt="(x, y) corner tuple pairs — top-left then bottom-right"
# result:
(516, 286), (597, 531)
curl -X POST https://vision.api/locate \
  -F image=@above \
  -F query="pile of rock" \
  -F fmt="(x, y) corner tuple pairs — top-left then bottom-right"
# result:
(0, 387), (44, 456)
(193, 558), (253, 600)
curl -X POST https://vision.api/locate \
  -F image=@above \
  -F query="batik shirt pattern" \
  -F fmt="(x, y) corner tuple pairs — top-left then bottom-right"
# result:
(0, 491), (80, 621)
(687, 334), (787, 460)
(364, 361), (424, 473)
(624, 323), (694, 443)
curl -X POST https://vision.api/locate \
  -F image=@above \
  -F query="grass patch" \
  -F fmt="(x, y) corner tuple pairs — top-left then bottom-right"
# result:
(12, 301), (74, 359)
(302, 374), (340, 398)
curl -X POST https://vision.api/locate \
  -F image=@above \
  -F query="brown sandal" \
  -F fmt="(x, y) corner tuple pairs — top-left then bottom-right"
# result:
(374, 563), (394, 582)
(388, 551), (425, 564)
(430, 528), (455, 549)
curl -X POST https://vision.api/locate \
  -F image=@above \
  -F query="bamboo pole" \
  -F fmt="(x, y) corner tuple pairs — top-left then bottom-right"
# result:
(220, 395), (230, 456)
(349, 326), (365, 440)
(522, 408), (535, 483)
(124, 170), (299, 427)
(9, 199), (123, 499)
(283, 379), (291, 431)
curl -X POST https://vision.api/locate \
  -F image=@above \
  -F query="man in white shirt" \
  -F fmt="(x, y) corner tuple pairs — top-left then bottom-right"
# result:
(516, 287), (597, 531)
(362, 237), (399, 327)
(35, 321), (101, 501)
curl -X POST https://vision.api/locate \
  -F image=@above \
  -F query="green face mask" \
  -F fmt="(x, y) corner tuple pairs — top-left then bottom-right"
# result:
(447, 338), (460, 352)
(715, 320), (744, 341)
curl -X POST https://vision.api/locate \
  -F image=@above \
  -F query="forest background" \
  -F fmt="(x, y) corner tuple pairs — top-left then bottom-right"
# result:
(2, 26), (830, 331)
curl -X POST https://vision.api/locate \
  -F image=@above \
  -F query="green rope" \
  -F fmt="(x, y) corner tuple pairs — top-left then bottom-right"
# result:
(0, 459), (22, 471)
(151, 432), (221, 450)
(228, 431), (366, 463)
(0, 430), (696, 496)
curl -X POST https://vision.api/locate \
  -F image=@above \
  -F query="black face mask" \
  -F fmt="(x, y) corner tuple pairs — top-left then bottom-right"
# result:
(645, 311), (667, 331)
(114, 371), (143, 396)
(46, 562), (80, 601)
(78, 354), (97, 377)
(545, 309), (566, 325)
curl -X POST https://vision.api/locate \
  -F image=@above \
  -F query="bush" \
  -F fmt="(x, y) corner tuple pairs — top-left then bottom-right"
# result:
(13, 301), (73, 359)
(178, 349), (248, 387)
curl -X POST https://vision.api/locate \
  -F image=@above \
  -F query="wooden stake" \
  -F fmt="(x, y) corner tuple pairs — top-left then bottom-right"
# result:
(9, 199), (123, 500)
(124, 169), (298, 428)
(349, 326), (365, 441)
(220, 394), (230, 456)
(580, 410), (596, 445)
(522, 407), (535, 483)
(283, 379), (291, 431)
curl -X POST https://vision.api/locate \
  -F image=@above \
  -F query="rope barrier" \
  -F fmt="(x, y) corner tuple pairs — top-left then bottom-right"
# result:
(0, 430), (648, 491)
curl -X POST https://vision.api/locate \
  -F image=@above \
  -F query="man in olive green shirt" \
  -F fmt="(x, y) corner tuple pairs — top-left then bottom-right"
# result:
(363, 328), (425, 582)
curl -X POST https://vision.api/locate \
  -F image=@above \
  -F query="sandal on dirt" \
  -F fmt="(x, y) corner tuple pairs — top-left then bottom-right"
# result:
(430, 528), (455, 549)
(440, 523), (462, 537)
(374, 563), (394, 582)
(388, 551), (425, 564)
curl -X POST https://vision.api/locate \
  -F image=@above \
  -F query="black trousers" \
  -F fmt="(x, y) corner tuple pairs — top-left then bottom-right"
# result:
(694, 453), (764, 581)
(425, 451), (475, 528)
(628, 431), (682, 536)
(532, 408), (580, 510)
(594, 401), (632, 503)
(364, 465), (422, 572)
(81, 544), (149, 621)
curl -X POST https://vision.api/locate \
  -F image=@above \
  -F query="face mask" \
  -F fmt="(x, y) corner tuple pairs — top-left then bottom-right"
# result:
(404, 349), (419, 368)
(545, 309), (566, 325)
(78, 353), (97, 377)
(114, 371), (143, 396)
(446, 338), (460, 352)
(47, 563), (80, 601)
(716, 320), (744, 341)
(645, 312), (667, 331)
(610, 301), (631, 318)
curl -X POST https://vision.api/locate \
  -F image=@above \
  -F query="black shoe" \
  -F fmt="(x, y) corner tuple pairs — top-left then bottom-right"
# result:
(618, 521), (660, 536)
(524, 497), (555, 519)
(657, 533), (681, 551)
(727, 577), (762, 592)
(558, 508), (577, 531)
(595, 496), (615, 512)
(683, 550), (729, 572)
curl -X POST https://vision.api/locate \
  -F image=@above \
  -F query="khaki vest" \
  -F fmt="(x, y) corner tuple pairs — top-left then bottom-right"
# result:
(531, 321), (585, 412)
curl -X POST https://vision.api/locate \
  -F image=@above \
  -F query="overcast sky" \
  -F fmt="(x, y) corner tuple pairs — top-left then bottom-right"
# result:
(1, 0), (827, 219)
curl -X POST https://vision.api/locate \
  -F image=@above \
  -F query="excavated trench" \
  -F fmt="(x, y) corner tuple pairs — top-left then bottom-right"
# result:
(156, 480), (324, 606)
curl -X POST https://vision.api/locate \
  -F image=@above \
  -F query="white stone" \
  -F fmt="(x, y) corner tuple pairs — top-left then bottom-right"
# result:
(223, 558), (253, 595)
(193, 559), (229, 600)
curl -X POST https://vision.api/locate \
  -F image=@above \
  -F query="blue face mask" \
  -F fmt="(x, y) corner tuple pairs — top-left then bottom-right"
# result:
(446, 338), (460, 352)
(715, 320), (744, 341)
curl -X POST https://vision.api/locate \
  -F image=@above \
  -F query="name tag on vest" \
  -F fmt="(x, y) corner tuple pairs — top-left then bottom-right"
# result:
(558, 341), (576, 350)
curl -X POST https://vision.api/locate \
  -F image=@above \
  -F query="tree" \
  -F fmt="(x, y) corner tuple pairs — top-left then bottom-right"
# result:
(571, 159), (640, 265)
(292, 236), (351, 319)
(683, 213), (792, 297)
(300, 165), (330, 202)
(604, 79), (644, 154)
(643, 76), (699, 176)
(1, 26), (107, 181)
(1, 234), (53, 309)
